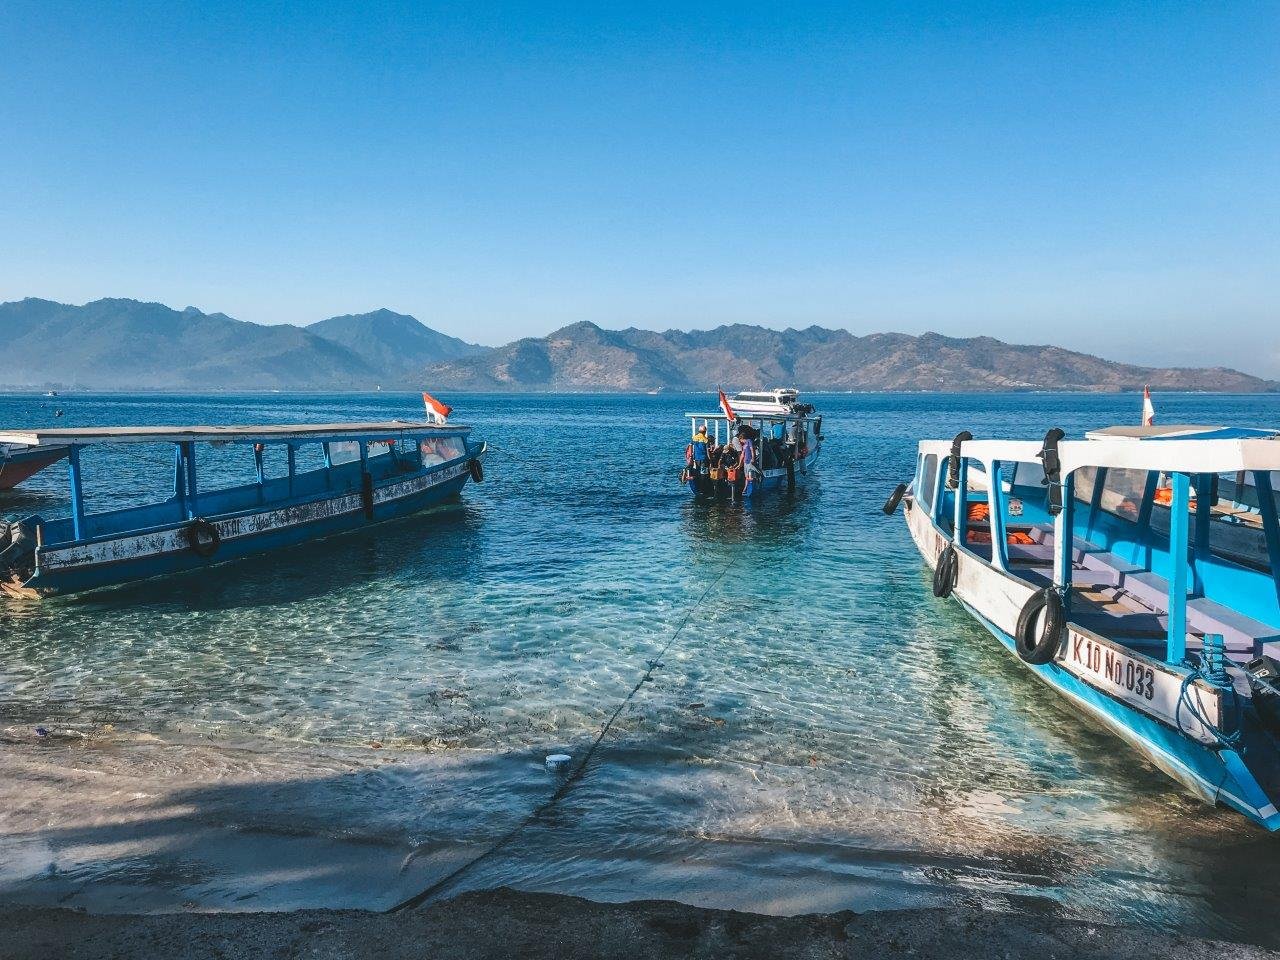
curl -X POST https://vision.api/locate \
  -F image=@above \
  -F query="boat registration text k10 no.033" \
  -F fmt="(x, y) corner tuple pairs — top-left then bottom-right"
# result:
(1057, 627), (1221, 744)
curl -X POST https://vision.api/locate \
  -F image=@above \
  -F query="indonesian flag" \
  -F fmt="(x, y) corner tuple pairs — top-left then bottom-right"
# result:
(1142, 385), (1156, 426)
(718, 388), (736, 421)
(423, 391), (453, 424)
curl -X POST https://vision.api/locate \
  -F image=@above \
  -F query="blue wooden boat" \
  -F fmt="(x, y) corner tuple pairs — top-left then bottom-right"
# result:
(682, 390), (823, 498)
(0, 420), (486, 597)
(887, 424), (1280, 829)
(0, 442), (69, 490)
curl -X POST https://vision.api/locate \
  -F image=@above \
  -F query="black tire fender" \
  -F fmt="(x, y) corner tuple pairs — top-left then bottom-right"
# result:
(469, 458), (484, 482)
(1016, 588), (1065, 665)
(947, 431), (973, 489)
(932, 544), (958, 599)
(184, 518), (220, 559)
(882, 483), (907, 515)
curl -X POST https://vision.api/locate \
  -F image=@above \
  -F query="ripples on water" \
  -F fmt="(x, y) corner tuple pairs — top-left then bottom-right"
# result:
(4, 391), (1280, 939)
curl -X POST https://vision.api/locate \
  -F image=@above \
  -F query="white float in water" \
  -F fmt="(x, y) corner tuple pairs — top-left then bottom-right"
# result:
(544, 753), (571, 774)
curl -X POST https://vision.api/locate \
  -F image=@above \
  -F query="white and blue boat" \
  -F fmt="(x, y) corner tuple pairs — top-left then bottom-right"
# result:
(682, 389), (823, 498)
(888, 424), (1280, 830)
(0, 419), (486, 598)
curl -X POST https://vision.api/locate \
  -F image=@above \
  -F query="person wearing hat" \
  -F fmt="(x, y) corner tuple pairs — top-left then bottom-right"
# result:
(685, 421), (711, 494)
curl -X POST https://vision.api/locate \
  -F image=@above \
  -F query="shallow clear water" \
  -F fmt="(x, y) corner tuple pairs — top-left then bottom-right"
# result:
(4, 391), (1280, 939)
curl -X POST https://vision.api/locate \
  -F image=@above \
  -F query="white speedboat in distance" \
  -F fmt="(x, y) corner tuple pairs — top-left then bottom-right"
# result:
(728, 388), (808, 415)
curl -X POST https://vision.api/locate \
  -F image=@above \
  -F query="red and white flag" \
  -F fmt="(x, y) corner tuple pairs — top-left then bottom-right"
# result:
(718, 388), (736, 421)
(423, 391), (453, 424)
(1142, 385), (1156, 426)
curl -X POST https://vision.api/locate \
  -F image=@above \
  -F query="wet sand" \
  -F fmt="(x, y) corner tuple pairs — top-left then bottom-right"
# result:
(3, 717), (1279, 958)
(6, 887), (1278, 960)
(0, 735), (1088, 918)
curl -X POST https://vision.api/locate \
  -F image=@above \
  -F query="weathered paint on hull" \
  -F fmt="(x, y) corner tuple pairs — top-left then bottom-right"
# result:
(25, 466), (472, 597)
(903, 498), (1280, 830)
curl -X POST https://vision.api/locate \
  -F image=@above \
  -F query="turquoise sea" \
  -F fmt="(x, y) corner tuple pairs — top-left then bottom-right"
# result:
(3, 391), (1280, 941)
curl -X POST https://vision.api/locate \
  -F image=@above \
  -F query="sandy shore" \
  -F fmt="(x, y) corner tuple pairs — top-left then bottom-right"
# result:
(5, 887), (1277, 960)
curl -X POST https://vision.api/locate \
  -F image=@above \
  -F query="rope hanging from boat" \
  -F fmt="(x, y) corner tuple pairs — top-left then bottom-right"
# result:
(1175, 635), (1241, 751)
(386, 552), (743, 914)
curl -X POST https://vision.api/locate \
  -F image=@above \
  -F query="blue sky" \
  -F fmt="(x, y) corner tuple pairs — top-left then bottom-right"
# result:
(2, 1), (1277, 374)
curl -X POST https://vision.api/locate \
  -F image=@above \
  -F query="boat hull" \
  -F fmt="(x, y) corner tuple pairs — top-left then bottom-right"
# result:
(687, 445), (822, 498)
(23, 459), (474, 597)
(903, 496), (1280, 830)
(0, 446), (69, 490)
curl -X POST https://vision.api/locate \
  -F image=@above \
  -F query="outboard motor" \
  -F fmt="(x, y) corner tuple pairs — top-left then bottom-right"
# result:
(0, 516), (39, 574)
(1245, 656), (1280, 734)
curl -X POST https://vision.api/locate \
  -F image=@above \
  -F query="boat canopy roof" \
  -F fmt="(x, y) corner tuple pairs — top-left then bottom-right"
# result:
(1085, 425), (1280, 442)
(920, 428), (1280, 475)
(0, 420), (469, 448)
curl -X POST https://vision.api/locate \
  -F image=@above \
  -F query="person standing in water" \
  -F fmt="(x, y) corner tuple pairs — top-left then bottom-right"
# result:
(718, 439), (740, 499)
(687, 421), (711, 494)
(738, 426), (756, 498)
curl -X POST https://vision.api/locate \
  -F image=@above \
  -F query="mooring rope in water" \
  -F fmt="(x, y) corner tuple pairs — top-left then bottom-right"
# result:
(386, 552), (741, 914)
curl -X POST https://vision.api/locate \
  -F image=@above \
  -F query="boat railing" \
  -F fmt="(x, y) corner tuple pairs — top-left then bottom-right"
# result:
(37, 436), (475, 549)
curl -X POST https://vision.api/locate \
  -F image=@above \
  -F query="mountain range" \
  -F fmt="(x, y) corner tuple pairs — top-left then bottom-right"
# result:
(0, 297), (1272, 393)
(423, 320), (1275, 394)
(0, 299), (479, 390)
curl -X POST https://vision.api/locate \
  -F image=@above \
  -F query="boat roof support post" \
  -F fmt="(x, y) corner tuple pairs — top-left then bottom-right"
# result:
(182, 441), (198, 520)
(1166, 472), (1191, 665)
(67, 445), (85, 541)
(173, 444), (187, 513)
(990, 460), (1010, 573)
(253, 444), (265, 505)
(1086, 466), (1108, 540)
(1054, 471), (1076, 601)
(1191, 473), (1214, 598)
(953, 457), (969, 547)
(1129, 470), (1162, 567)
(1251, 470), (1280, 607)
(287, 443), (296, 497)
(932, 457), (949, 525)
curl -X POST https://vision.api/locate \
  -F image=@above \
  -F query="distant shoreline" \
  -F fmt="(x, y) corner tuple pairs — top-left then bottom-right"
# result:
(2, 387), (1277, 396)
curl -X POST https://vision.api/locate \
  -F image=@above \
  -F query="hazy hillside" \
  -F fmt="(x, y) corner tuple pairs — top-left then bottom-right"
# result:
(420, 322), (1276, 393)
(0, 299), (476, 390)
(0, 298), (379, 389)
(307, 308), (484, 372)
(1, 299), (1272, 393)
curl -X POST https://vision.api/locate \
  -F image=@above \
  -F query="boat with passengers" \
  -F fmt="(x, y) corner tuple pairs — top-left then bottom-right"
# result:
(0, 410), (485, 598)
(681, 389), (823, 498)
(885, 424), (1280, 830)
